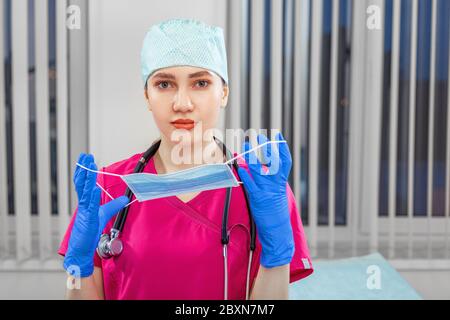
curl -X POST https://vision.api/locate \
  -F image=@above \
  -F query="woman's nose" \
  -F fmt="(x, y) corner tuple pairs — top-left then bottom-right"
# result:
(173, 89), (194, 112)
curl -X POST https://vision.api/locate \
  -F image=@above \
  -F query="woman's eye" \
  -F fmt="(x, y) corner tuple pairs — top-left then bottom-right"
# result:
(195, 80), (209, 88)
(157, 81), (171, 89)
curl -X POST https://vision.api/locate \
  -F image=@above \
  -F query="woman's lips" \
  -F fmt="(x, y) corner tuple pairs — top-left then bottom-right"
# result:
(171, 119), (195, 130)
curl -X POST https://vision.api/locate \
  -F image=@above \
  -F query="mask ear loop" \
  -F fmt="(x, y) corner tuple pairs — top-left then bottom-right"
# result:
(95, 182), (114, 200)
(225, 140), (287, 187)
(76, 163), (138, 208)
(224, 140), (287, 165)
(75, 162), (123, 177)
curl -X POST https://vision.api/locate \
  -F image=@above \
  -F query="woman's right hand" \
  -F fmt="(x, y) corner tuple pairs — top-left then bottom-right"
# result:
(63, 154), (129, 278)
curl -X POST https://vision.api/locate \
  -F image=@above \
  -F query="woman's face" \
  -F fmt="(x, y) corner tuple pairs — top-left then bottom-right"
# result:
(144, 66), (229, 146)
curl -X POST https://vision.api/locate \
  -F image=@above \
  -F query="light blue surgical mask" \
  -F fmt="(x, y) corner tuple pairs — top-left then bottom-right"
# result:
(121, 163), (239, 202)
(76, 140), (286, 205)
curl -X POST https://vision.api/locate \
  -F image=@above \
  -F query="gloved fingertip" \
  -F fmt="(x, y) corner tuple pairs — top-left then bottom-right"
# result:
(88, 161), (98, 171)
(241, 143), (248, 161)
(83, 153), (94, 163)
(117, 195), (130, 206)
(257, 133), (267, 144)
(276, 132), (284, 141)
(77, 153), (86, 163)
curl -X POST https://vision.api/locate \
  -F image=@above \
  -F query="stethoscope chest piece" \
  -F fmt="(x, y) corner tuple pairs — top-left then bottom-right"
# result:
(97, 233), (123, 259)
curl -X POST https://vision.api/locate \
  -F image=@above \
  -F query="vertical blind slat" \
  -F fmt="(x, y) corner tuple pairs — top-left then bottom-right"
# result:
(35, 0), (52, 260)
(426, 0), (438, 258)
(249, 0), (264, 134)
(215, 0), (228, 133)
(348, 0), (366, 256)
(12, 0), (32, 261)
(407, 0), (419, 258)
(388, 0), (402, 259)
(56, 0), (70, 238)
(225, 0), (243, 153)
(282, 0), (294, 146)
(363, 0), (384, 252)
(0, 0), (9, 259)
(270, 0), (282, 132)
(308, 0), (323, 256)
(292, 0), (309, 211)
(328, 0), (339, 258)
(446, 8), (450, 259)
(227, 0), (243, 131)
(241, 0), (250, 130)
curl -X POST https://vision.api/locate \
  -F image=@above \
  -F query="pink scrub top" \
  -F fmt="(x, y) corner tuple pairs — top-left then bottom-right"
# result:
(58, 152), (313, 300)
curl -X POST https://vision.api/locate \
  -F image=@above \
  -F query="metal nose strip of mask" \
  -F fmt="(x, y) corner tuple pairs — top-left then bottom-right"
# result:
(75, 139), (287, 204)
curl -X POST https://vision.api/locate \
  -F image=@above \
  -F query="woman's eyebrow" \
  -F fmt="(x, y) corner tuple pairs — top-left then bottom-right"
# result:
(188, 71), (212, 78)
(152, 72), (176, 80)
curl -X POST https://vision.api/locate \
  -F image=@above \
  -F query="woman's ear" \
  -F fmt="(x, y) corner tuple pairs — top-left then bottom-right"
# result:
(221, 85), (229, 108)
(144, 87), (152, 111)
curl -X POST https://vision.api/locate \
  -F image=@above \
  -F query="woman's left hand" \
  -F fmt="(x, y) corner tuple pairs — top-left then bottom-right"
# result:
(237, 133), (295, 268)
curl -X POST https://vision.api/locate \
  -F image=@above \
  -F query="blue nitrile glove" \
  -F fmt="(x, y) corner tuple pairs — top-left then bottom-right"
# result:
(237, 133), (295, 268)
(63, 153), (129, 277)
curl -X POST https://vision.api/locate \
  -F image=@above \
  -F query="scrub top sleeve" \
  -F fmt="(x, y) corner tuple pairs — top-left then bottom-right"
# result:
(286, 183), (314, 283)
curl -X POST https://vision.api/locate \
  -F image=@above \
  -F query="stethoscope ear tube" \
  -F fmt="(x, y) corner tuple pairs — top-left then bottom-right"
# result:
(242, 183), (257, 251)
(221, 187), (232, 245)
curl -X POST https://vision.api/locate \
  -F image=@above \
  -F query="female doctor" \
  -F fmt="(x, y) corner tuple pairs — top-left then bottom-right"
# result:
(58, 18), (313, 300)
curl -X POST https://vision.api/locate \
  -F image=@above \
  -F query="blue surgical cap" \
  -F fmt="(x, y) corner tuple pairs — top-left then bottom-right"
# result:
(141, 18), (229, 86)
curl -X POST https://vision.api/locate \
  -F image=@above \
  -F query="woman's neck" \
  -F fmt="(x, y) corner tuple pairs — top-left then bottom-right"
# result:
(154, 136), (226, 174)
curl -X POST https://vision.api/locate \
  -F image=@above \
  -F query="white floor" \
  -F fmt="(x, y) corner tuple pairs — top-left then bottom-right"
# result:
(399, 270), (450, 300)
(0, 269), (448, 300)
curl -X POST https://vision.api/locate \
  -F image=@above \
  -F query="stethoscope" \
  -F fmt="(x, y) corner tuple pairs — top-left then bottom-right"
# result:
(96, 137), (257, 300)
